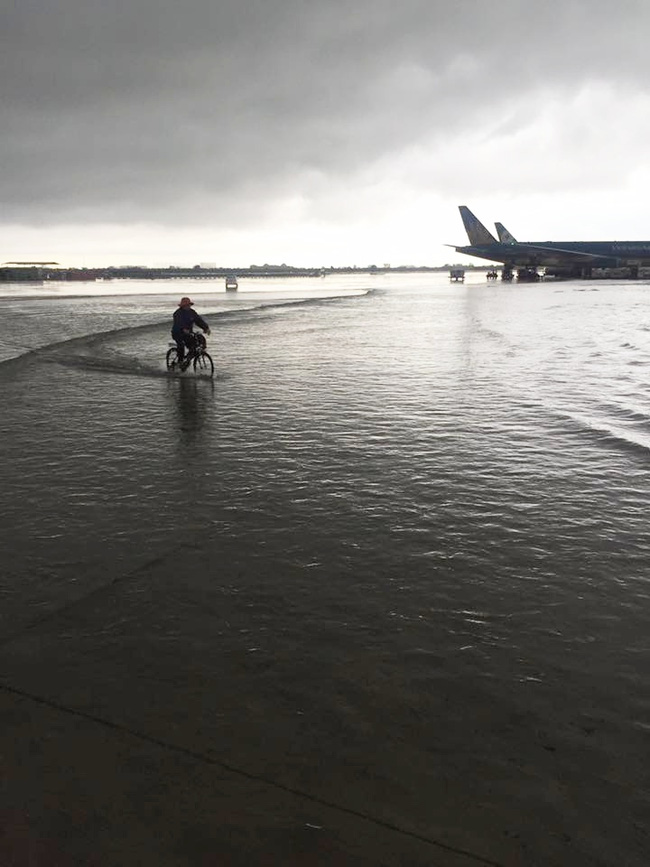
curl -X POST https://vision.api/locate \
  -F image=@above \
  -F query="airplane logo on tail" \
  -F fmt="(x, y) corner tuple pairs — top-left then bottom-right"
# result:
(495, 222), (517, 244)
(458, 205), (497, 246)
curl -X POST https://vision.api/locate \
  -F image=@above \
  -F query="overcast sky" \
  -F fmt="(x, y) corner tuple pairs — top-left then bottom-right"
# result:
(4, 0), (650, 267)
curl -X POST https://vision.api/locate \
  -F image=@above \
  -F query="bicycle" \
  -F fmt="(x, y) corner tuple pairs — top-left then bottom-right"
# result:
(166, 331), (214, 377)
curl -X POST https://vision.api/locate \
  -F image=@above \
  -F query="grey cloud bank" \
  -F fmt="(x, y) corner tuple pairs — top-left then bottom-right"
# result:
(3, 0), (650, 230)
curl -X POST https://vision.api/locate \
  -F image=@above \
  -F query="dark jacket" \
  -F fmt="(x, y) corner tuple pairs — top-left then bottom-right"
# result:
(171, 307), (209, 337)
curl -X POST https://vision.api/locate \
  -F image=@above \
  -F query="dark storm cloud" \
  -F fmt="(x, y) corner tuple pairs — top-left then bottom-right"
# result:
(2, 0), (649, 224)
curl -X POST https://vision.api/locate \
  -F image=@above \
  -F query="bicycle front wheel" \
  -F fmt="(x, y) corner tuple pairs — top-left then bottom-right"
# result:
(166, 347), (180, 370)
(193, 351), (214, 377)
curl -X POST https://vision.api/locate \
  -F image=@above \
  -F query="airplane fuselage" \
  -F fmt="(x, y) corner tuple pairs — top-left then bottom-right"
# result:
(453, 207), (650, 271)
(454, 240), (650, 269)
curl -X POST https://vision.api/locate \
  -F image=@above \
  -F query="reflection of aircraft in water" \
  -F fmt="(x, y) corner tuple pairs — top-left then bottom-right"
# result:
(451, 205), (650, 279)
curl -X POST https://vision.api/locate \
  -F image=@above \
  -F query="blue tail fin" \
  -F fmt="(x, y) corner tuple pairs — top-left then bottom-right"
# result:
(459, 206), (498, 246)
(495, 222), (517, 244)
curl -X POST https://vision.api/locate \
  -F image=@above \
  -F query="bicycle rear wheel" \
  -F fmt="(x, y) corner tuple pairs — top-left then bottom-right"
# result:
(166, 347), (180, 370)
(193, 351), (214, 377)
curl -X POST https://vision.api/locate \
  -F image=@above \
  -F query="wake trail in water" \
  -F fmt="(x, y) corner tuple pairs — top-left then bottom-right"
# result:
(542, 406), (650, 459)
(0, 291), (371, 373)
(502, 384), (650, 461)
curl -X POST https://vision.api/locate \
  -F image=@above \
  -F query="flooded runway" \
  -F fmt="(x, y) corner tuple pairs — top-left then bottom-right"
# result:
(1, 273), (649, 865)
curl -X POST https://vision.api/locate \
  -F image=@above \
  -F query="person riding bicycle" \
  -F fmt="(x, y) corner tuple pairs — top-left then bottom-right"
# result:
(171, 297), (211, 367)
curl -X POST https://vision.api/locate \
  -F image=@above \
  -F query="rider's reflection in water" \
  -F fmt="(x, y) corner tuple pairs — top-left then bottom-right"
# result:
(165, 378), (216, 519)
(168, 376), (214, 449)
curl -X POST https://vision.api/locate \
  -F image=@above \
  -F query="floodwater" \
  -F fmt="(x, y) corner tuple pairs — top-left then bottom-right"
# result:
(1, 273), (649, 865)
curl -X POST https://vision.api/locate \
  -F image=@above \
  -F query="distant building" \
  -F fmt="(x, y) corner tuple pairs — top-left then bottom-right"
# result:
(0, 266), (44, 282)
(0, 261), (57, 282)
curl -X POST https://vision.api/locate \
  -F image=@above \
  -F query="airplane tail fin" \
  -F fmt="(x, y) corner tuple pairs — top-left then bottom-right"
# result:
(495, 222), (517, 244)
(459, 206), (498, 246)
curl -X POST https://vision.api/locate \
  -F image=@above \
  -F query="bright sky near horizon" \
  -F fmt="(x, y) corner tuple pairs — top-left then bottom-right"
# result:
(4, 0), (650, 268)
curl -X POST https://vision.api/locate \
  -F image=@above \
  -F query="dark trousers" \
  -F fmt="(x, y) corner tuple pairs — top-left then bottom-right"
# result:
(173, 331), (195, 362)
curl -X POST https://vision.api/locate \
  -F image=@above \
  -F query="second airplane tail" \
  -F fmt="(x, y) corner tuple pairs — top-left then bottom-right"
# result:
(495, 222), (517, 244)
(459, 206), (498, 246)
